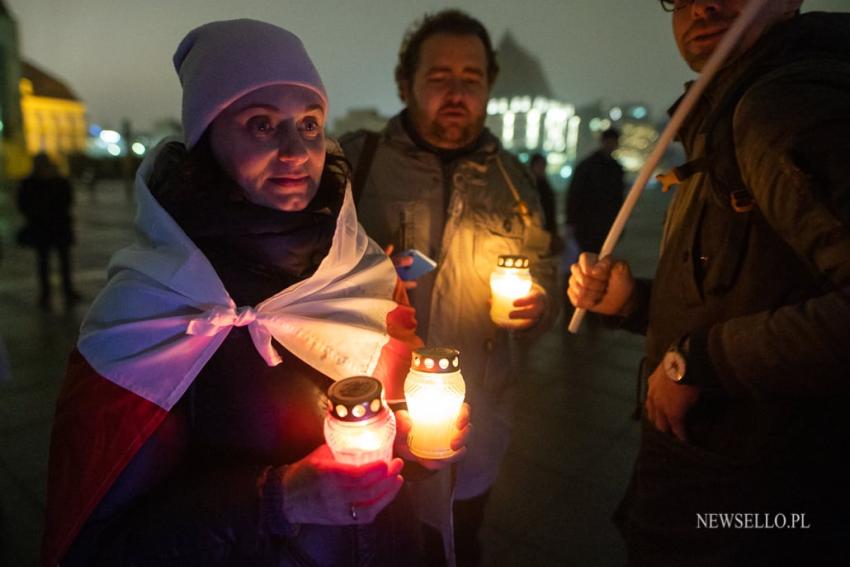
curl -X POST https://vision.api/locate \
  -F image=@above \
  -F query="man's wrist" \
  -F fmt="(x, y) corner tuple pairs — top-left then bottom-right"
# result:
(664, 331), (718, 388)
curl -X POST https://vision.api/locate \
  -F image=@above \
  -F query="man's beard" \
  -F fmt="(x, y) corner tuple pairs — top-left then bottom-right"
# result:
(409, 99), (485, 150)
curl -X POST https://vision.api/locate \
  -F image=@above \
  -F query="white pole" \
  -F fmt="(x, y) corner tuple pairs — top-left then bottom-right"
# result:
(568, 0), (771, 334)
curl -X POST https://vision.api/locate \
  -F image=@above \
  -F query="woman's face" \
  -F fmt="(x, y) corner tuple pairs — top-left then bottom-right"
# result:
(209, 84), (326, 212)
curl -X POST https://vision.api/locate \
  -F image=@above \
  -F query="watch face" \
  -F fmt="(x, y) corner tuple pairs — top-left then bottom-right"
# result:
(663, 351), (686, 383)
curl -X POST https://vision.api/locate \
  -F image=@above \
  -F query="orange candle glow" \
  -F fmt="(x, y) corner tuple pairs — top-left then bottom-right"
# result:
(404, 348), (466, 460)
(490, 255), (533, 328)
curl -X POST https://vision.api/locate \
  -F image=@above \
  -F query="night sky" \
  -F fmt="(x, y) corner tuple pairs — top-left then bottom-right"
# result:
(6, 0), (849, 132)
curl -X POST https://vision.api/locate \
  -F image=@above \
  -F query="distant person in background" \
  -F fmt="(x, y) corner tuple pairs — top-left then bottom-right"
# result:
(565, 127), (625, 253)
(529, 153), (562, 255)
(16, 152), (80, 310)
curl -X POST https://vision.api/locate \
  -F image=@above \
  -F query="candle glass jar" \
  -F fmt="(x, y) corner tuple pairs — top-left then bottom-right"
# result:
(404, 347), (466, 460)
(490, 255), (533, 328)
(324, 376), (396, 466)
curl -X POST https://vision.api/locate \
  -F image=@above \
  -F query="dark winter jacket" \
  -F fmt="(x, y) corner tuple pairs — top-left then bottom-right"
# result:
(17, 174), (75, 248)
(617, 12), (850, 566)
(62, 142), (421, 567)
(565, 149), (624, 252)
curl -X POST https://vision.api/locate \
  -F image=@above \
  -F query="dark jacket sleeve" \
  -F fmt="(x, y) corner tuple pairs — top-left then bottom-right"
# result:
(703, 62), (850, 398)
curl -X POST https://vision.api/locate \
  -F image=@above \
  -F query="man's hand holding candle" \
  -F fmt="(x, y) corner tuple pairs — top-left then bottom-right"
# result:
(393, 402), (471, 470)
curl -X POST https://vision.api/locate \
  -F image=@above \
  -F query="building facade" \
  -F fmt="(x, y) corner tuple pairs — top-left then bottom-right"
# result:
(19, 61), (88, 174)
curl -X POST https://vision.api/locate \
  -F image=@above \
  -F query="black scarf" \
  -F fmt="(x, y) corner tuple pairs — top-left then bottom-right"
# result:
(149, 141), (347, 305)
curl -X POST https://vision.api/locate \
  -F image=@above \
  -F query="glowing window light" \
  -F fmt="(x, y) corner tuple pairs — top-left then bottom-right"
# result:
(131, 142), (146, 156)
(502, 111), (515, 148)
(566, 115), (582, 161)
(100, 130), (121, 144)
(106, 143), (121, 156)
(560, 165), (574, 179)
(525, 109), (541, 149)
(510, 96), (531, 113)
(532, 97), (550, 112)
(543, 107), (569, 152)
(490, 255), (534, 328)
(488, 97), (509, 115)
(404, 348), (466, 460)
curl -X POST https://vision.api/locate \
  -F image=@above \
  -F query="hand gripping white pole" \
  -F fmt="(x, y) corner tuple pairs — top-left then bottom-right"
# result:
(568, 0), (771, 334)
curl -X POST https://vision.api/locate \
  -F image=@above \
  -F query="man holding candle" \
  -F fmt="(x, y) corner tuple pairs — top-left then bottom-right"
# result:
(341, 9), (556, 565)
(569, 1), (850, 564)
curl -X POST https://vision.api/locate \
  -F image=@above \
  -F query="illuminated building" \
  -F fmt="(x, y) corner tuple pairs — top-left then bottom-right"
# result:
(0, 0), (27, 180)
(485, 32), (579, 179)
(19, 61), (88, 174)
(576, 101), (661, 174)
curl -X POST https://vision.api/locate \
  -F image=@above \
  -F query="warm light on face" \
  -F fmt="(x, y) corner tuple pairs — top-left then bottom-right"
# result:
(209, 84), (326, 212)
(490, 260), (533, 329)
(404, 359), (466, 460)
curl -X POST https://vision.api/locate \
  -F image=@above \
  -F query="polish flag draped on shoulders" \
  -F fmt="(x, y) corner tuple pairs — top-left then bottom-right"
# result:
(42, 141), (418, 567)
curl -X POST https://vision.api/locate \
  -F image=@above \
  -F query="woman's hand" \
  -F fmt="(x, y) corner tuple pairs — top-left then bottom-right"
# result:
(282, 444), (403, 525)
(393, 402), (471, 470)
(384, 244), (417, 290)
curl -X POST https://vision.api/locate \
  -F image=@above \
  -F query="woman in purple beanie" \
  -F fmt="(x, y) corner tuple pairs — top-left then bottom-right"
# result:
(43, 18), (468, 567)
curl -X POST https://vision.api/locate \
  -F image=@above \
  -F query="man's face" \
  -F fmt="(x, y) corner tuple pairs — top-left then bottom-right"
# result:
(672, 0), (802, 72)
(402, 33), (490, 150)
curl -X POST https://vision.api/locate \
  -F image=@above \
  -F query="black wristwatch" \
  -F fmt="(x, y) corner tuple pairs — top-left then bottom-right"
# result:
(662, 335), (690, 385)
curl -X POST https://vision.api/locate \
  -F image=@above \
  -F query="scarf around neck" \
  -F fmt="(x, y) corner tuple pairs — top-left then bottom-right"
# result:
(78, 138), (399, 412)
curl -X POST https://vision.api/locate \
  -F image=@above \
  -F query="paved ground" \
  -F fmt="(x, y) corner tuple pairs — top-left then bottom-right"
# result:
(0, 177), (670, 566)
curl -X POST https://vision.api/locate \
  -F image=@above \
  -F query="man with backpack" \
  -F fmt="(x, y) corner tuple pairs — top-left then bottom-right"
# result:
(341, 10), (555, 565)
(569, 1), (850, 564)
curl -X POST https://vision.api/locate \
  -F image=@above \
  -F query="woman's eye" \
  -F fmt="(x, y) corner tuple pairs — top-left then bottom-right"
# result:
(247, 117), (274, 136)
(301, 118), (322, 136)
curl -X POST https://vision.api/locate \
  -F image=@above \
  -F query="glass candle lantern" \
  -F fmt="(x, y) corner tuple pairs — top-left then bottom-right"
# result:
(404, 347), (466, 460)
(490, 255), (533, 328)
(324, 376), (396, 466)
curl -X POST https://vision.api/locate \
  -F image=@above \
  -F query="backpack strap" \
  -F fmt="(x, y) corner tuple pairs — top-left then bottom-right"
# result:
(351, 131), (380, 206)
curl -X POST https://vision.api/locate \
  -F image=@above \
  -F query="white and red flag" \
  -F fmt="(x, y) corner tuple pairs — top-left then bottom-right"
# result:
(42, 142), (417, 566)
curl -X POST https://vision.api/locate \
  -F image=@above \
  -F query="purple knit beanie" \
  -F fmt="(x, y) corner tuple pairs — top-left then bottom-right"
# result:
(173, 19), (328, 148)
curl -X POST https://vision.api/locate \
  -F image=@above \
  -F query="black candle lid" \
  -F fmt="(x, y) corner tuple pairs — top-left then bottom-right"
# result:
(411, 347), (461, 374)
(497, 255), (529, 269)
(327, 376), (385, 422)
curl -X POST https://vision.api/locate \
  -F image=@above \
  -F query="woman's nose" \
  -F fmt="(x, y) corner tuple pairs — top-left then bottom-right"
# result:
(276, 124), (309, 163)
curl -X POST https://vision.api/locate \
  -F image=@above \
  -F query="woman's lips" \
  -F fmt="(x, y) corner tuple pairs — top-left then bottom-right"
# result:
(269, 176), (309, 189)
